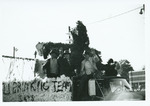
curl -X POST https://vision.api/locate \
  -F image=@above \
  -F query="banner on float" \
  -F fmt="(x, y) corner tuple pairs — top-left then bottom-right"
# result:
(3, 76), (72, 102)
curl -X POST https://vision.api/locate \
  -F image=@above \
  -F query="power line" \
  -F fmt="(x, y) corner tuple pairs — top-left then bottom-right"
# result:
(86, 6), (142, 25)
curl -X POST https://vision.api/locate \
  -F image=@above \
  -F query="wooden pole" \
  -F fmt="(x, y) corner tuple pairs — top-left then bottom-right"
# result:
(68, 26), (71, 44)
(13, 47), (15, 57)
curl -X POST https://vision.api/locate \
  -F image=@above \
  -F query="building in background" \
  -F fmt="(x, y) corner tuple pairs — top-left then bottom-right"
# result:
(129, 70), (145, 91)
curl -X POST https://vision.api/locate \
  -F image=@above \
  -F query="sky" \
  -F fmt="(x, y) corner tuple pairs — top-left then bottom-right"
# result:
(0, 0), (145, 71)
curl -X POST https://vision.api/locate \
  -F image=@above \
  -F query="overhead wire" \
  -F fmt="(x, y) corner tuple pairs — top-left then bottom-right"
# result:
(86, 6), (143, 25)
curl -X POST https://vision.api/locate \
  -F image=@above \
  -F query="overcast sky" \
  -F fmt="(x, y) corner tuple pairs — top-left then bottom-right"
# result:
(0, 0), (145, 71)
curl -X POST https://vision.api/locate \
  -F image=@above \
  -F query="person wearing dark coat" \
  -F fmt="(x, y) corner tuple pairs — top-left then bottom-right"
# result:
(58, 50), (75, 78)
(104, 58), (118, 76)
(43, 49), (59, 78)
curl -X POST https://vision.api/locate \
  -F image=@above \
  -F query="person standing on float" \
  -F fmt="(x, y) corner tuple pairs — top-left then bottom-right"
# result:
(104, 58), (118, 76)
(58, 50), (75, 77)
(43, 49), (59, 78)
(78, 50), (98, 100)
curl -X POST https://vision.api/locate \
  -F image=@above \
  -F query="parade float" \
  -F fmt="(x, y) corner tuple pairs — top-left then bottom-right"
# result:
(2, 20), (91, 102)
(2, 20), (144, 102)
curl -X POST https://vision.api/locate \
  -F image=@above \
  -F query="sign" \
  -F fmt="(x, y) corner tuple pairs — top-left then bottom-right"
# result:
(3, 75), (72, 102)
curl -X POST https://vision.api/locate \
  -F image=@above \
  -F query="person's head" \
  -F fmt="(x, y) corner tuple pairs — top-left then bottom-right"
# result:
(91, 49), (96, 56)
(59, 47), (63, 54)
(107, 58), (114, 65)
(63, 50), (71, 60)
(114, 61), (121, 70)
(49, 49), (59, 59)
(83, 50), (91, 60)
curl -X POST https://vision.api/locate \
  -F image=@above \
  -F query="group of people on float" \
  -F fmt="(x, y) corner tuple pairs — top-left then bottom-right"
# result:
(43, 48), (119, 100)
(43, 48), (119, 78)
(43, 48), (75, 78)
(76, 50), (119, 100)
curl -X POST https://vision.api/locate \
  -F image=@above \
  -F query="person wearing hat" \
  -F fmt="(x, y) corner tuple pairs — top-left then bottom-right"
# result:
(43, 49), (59, 78)
(58, 50), (75, 77)
(77, 50), (98, 100)
(104, 58), (118, 76)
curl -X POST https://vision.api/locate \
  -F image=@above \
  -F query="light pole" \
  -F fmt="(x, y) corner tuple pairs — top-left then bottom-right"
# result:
(139, 4), (145, 15)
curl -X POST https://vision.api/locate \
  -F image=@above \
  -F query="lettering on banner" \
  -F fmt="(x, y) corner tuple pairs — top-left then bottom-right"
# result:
(3, 79), (72, 95)
(17, 82), (21, 93)
(53, 81), (71, 92)
(12, 82), (18, 93)
(23, 82), (30, 92)
(36, 80), (41, 91)
(3, 82), (10, 95)
(43, 81), (49, 91)
(30, 80), (36, 91)
(19, 94), (35, 102)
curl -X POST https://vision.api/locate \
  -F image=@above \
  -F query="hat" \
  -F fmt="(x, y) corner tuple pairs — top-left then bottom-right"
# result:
(63, 50), (71, 55)
(107, 58), (114, 64)
(49, 49), (59, 56)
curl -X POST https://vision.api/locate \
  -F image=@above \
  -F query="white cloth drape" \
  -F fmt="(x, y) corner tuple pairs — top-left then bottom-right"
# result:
(2, 57), (35, 81)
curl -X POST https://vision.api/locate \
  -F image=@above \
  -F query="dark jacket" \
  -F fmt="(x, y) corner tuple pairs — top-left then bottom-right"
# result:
(104, 64), (118, 76)
(58, 58), (75, 77)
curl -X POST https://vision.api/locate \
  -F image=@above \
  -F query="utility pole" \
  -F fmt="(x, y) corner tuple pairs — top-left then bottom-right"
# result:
(13, 47), (18, 57)
(34, 51), (37, 59)
(13, 47), (15, 57)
